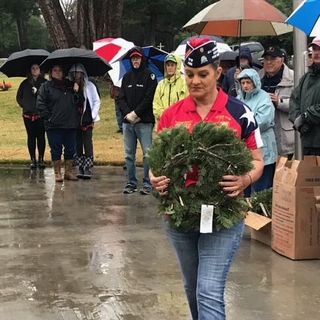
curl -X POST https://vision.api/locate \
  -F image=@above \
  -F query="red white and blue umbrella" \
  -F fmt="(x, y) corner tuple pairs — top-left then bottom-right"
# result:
(286, 0), (320, 36)
(93, 37), (135, 86)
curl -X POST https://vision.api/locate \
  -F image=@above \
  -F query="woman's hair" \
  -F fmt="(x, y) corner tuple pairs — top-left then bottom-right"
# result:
(27, 64), (42, 81)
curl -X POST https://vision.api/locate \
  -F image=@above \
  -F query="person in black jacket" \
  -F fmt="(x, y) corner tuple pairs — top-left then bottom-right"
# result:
(37, 64), (81, 183)
(16, 64), (47, 169)
(118, 47), (157, 195)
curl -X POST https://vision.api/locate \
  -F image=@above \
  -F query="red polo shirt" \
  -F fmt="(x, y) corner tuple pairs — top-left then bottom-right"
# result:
(157, 89), (262, 186)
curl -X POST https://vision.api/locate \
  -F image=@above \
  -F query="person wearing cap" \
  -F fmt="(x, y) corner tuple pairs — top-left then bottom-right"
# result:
(237, 68), (277, 195)
(118, 47), (158, 195)
(153, 53), (188, 120)
(221, 46), (253, 96)
(259, 46), (294, 158)
(150, 38), (264, 320)
(289, 37), (320, 156)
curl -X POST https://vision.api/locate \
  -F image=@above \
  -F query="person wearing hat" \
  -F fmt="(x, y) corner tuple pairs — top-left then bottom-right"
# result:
(118, 47), (158, 195)
(259, 46), (294, 158)
(153, 53), (188, 120)
(289, 37), (320, 156)
(150, 38), (264, 320)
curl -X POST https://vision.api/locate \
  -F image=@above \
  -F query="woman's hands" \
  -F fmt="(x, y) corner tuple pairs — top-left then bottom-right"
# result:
(73, 83), (79, 93)
(219, 148), (264, 198)
(219, 174), (251, 198)
(149, 171), (170, 196)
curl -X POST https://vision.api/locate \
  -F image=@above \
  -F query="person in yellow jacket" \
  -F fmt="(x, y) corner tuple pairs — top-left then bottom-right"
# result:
(153, 53), (188, 120)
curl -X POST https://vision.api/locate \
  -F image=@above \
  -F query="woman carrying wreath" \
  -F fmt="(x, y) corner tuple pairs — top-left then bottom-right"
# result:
(150, 38), (264, 320)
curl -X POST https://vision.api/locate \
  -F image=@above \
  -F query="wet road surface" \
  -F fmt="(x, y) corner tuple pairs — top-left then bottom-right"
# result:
(0, 166), (319, 320)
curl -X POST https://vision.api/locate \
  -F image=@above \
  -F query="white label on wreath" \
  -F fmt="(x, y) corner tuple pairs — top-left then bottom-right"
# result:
(200, 205), (214, 233)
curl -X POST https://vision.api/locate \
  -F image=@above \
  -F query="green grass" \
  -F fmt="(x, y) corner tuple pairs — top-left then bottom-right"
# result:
(0, 74), (143, 165)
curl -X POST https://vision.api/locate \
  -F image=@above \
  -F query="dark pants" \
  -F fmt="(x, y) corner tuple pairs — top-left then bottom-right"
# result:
(245, 163), (276, 197)
(23, 117), (46, 160)
(76, 128), (94, 168)
(46, 129), (77, 161)
(303, 148), (320, 156)
(115, 99), (123, 131)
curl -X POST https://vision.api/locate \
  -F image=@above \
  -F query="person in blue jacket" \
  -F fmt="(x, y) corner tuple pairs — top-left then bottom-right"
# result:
(237, 68), (277, 195)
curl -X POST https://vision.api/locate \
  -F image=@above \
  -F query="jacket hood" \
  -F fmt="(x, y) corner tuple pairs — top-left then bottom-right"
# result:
(68, 63), (88, 82)
(237, 68), (261, 98)
(236, 47), (253, 66)
(164, 53), (183, 82)
(127, 46), (146, 70)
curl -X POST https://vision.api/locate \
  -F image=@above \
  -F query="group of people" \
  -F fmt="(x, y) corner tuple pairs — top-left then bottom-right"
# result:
(14, 36), (320, 319)
(148, 37), (320, 319)
(118, 40), (296, 198)
(17, 62), (101, 181)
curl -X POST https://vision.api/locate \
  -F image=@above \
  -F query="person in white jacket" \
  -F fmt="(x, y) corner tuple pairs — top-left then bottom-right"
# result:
(68, 63), (101, 179)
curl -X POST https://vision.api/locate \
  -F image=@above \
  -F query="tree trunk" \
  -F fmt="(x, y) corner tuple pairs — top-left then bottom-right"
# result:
(76, 0), (124, 48)
(16, 18), (29, 50)
(37, 0), (77, 48)
(107, 0), (124, 38)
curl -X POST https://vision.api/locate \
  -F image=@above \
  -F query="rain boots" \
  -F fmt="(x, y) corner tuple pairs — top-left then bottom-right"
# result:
(30, 158), (37, 170)
(53, 160), (63, 183)
(64, 160), (78, 181)
(38, 156), (46, 169)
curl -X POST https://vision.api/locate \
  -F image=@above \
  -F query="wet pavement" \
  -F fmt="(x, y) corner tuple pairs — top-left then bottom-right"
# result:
(0, 166), (319, 320)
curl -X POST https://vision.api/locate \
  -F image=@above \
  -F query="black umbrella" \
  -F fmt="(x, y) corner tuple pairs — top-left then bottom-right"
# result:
(219, 51), (237, 62)
(0, 49), (50, 77)
(40, 48), (112, 76)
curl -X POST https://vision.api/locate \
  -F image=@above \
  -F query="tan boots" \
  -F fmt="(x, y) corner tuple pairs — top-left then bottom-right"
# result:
(53, 160), (63, 183)
(53, 160), (78, 182)
(64, 160), (78, 181)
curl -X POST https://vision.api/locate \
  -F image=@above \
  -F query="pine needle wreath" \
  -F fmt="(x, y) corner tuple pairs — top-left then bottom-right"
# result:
(147, 122), (254, 231)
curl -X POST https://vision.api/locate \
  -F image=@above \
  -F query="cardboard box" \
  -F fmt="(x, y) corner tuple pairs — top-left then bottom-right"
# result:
(245, 211), (272, 246)
(271, 156), (320, 260)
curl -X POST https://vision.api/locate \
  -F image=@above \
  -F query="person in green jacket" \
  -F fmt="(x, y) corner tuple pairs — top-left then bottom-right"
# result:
(289, 36), (320, 156)
(153, 53), (188, 120)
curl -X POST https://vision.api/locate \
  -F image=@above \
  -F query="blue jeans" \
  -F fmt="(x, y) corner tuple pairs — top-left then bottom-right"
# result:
(166, 221), (244, 320)
(123, 122), (153, 188)
(46, 129), (77, 161)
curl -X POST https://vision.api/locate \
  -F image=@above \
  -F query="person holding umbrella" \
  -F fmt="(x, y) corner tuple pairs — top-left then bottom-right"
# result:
(150, 38), (264, 320)
(153, 53), (188, 120)
(37, 65), (81, 182)
(68, 63), (101, 179)
(16, 64), (47, 169)
(0, 49), (49, 169)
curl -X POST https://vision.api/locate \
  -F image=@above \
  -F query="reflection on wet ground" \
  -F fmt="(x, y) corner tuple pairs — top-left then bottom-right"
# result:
(0, 166), (319, 320)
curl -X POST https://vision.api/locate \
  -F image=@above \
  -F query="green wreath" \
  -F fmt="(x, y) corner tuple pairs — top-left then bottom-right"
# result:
(147, 122), (254, 231)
